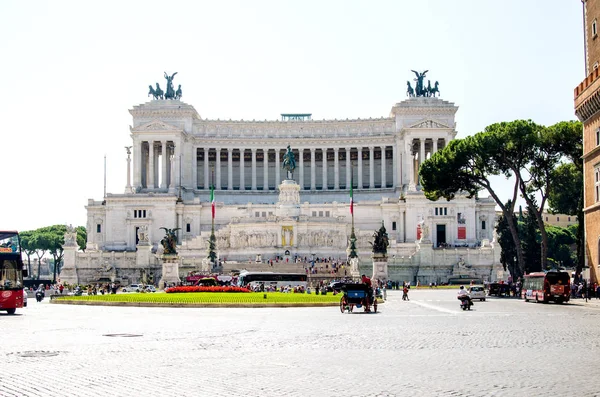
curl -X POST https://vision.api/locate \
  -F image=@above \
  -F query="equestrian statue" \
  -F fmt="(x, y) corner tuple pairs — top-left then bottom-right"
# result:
(282, 145), (296, 180)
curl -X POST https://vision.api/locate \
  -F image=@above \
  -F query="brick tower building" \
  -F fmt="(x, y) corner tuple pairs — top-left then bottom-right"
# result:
(575, 0), (600, 284)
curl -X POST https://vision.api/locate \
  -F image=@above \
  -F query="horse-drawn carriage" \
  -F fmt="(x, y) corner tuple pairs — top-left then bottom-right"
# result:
(339, 283), (377, 313)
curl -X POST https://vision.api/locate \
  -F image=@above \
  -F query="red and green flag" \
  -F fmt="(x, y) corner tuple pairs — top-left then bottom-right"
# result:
(210, 184), (215, 219)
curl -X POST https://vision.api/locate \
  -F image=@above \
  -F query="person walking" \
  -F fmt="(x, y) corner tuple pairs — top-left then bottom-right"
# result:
(402, 285), (409, 301)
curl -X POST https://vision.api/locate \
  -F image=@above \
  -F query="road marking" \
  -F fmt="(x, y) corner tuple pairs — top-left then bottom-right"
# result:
(409, 299), (458, 314)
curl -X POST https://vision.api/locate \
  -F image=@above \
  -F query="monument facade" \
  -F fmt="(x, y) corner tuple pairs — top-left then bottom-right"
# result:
(60, 72), (501, 286)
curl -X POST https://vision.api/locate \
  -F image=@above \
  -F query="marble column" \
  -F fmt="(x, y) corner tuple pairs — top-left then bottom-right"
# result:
(239, 148), (245, 191)
(419, 138), (425, 185)
(334, 148), (339, 189)
(251, 148), (257, 190)
(369, 146), (375, 189)
(148, 142), (155, 189)
(216, 148), (222, 190)
(263, 149), (269, 190)
(204, 148), (209, 189)
(173, 143), (181, 191)
(275, 148), (280, 185)
(299, 149), (304, 189)
(322, 148), (327, 190)
(408, 141), (416, 191)
(133, 139), (142, 189)
(392, 144), (398, 188)
(381, 146), (386, 188)
(346, 147), (351, 189)
(433, 139), (438, 154)
(191, 146), (197, 190)
(310, 148), (316, 190)
(357, 147), (363, 189)
(169, 150), (175, 189)
(227, 148), (233, 190)
(161, 141), (167, 189)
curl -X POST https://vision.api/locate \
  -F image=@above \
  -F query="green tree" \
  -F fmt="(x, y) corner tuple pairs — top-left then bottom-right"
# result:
(513, 120), (582, 272)
(76, 226), (87, 252)
(546, 121), (584, 277)
(35, 225), (67, 283)
(521, 201), (541, 273)
(496, 203), (518, 276)
(420, 128), (527, 278)
(545, 225), (576, 269)
(30, 232), (49, 280)
(19, 230), (36, 277)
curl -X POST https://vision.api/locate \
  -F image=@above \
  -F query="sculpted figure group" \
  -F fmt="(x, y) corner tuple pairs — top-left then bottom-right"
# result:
(406, 70), (440, 98)
(148, 72), (182, 100)
(160, 227), (180, 255)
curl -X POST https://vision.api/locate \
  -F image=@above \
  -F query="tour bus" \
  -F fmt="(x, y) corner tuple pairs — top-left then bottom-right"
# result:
(521, 271), (571, 304)
(237, 271), (308, 289)
(0, 231), (27, 314)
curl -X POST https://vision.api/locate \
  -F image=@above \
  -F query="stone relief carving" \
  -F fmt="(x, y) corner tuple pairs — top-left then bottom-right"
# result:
(230, 231), (278, 248)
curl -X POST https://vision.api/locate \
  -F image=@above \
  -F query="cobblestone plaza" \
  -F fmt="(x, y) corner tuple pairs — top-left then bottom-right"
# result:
(2, 290), (599, 397)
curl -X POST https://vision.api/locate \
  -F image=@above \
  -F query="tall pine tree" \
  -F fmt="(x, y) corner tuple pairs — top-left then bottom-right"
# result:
(522, 199), (542, 273)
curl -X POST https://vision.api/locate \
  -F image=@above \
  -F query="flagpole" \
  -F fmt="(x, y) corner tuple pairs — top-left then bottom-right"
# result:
(208, 167), (217, 270)
(349, 160), (357, 259)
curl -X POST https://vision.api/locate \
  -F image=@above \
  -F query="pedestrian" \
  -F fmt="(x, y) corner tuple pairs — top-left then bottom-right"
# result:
(402, 285), (409, 301)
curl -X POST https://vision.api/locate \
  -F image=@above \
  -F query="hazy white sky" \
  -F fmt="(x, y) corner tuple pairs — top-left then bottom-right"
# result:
(0, 0), (584, 232)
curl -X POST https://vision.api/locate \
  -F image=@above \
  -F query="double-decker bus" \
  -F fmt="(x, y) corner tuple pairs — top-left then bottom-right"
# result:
(0, 231), (27, 314)
(521, 271), (571, 304)
(237, 271), (307, 289)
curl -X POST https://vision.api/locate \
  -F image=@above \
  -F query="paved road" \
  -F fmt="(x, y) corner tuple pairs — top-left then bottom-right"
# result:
(2, 289), (600, 397)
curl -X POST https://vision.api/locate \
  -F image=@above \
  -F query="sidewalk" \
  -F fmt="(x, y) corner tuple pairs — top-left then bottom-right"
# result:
(569, 297), (600, 308)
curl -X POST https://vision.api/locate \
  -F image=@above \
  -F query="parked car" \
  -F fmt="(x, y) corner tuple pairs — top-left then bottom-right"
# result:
(144, 285), (156, 292)
(469, 285), (486, 301)
(122, 284), (143, 293)
(488, 283), (511, 297)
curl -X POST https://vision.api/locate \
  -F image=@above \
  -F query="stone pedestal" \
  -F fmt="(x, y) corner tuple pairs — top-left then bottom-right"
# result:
(59, 245), (79, 285)
(159, 254), (181, 288)
(372, 253), (388, 280)
(58, 231), (79, 285)
(136, 244), (152, 268)
(276, 180), (300, 218)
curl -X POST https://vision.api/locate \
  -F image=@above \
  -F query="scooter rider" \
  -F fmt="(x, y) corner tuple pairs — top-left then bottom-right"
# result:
(35, 286), (45, 302)
(457, 285), (473, 306)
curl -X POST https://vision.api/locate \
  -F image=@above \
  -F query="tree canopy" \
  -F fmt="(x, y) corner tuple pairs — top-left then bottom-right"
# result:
(19, 225), (86, 282)
(420, 119), (582, 280)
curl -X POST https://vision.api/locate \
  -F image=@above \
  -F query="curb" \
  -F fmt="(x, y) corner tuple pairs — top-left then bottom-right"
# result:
(50, 300), (342, 308)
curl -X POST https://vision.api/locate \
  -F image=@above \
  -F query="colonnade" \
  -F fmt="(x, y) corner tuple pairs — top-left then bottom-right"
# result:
(134, 140), (178, 190)
(132, 137), (446, 192)
(192, 146), (393, 191)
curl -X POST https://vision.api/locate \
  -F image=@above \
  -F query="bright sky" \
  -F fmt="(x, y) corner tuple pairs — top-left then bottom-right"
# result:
(0, 0), (584, 232)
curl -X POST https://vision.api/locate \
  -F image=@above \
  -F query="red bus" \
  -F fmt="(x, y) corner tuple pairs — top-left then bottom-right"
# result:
(521, 271), (571, 304)
(0, 231), (27, 314)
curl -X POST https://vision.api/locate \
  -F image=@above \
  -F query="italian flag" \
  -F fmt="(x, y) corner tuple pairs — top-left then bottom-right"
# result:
(210, 184), (215, 219)
(350, 183), (353, 215)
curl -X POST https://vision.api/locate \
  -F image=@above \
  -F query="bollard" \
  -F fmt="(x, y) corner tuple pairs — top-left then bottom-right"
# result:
(263, 293), (267, 299)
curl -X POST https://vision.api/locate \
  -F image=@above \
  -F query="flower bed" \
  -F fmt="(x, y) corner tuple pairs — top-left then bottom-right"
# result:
(51, 291), (341, 305)
(166, 286), (250, 293)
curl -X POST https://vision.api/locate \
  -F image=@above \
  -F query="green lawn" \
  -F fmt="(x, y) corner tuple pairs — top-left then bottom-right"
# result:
(51, 291), (343, 306)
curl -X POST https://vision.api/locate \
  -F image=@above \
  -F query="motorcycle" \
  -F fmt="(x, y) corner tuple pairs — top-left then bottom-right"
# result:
(458, 295), (473, 311)
(35, 290), (44, 302)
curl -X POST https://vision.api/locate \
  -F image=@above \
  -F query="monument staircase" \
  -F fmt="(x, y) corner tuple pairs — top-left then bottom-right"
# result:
(222, 260), (307, 274)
